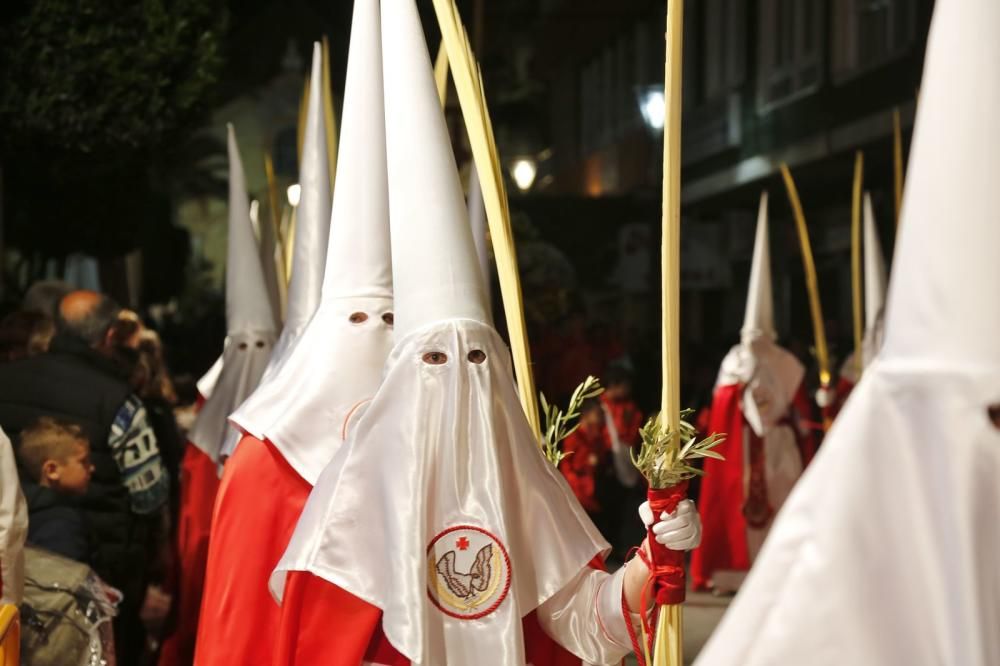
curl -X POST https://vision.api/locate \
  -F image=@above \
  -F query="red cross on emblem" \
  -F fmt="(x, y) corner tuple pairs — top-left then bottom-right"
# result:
(456, 536), (470, 551)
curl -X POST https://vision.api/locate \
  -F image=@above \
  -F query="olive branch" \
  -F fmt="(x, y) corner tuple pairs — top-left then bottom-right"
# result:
(539, 375), (604, 466)
(631, 409), (726, 489)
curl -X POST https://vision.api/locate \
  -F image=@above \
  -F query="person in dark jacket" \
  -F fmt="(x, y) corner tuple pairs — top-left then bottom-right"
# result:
(0, 290), (169, 666)
(16, 417), (93, 563)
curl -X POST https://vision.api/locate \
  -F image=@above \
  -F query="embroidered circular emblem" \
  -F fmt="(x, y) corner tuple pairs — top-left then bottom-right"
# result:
(426, 525), (511, 620)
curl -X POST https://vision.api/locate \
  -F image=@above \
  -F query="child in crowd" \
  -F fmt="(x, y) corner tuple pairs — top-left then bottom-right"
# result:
(16, 417), (94, 562)
(559, 398), (611, 515)
(600, 365), (646, 556)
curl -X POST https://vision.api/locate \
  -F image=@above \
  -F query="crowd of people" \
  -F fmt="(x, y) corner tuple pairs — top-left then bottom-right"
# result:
(0, 280), (193, 664)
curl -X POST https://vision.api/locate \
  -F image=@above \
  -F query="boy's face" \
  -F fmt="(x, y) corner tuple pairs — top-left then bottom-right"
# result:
(44, 439), (94, 495)
(580, 407), (604, 430)
(606, 381), (632, 402)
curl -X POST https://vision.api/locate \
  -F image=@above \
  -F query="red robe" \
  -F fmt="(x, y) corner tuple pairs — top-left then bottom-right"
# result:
(689, 383), (815, 591)
(274, 565), (609, 666)
(559, 424), (610, 512)
(158, 443), (219, 666)
(193, 436), (311, 665)
(831, 375), (856, 421)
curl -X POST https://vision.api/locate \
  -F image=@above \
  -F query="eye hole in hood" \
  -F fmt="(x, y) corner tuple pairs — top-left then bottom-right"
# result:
(422, 351), (448, 365)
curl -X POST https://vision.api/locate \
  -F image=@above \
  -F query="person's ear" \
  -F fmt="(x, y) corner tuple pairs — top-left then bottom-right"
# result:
(42, 459), (61, 483)
(103, 327), (116, 350)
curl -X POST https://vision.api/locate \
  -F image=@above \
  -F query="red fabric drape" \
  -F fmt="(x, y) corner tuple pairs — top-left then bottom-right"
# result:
(275, 559), (608, 665)
(831, 376), (856, 423)
(689, 383), (750, 591)
(792, 385), (818, 465)
(194, 436), (311, 665)
(158, 444), (220, 666)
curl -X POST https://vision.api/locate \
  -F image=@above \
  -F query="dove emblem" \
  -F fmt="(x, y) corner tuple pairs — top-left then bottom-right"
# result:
(426, 525), (511, 620)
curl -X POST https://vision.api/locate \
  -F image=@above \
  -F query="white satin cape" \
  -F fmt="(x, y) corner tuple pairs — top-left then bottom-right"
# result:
(273, 319), (613, 665)
(696, 361), (1000, 665)
(188, 329), (274, 461)
(229, 295), (394, 484)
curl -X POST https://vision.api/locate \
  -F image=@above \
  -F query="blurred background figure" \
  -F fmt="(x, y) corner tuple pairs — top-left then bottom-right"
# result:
(21, 280), (73, 320)
(0, 311), (55, 362)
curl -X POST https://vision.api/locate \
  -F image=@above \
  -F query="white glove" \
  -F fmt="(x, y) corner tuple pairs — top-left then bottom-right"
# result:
(638, 499), (701, 551)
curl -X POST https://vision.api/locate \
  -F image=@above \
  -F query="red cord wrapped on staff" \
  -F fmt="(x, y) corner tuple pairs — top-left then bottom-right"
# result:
(628, 412), (725, 664)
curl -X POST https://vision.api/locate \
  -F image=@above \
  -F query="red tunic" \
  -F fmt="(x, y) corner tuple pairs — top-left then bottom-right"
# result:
(689, 383), (815, 591)
(158, 443), (220, 666)
(194, 436), (311, 665)
(274, 567), (608, 666)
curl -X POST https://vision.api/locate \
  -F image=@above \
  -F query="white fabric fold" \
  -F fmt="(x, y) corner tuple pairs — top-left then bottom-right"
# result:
(230, 297), (393, 484)
(0, 427), (27, 605)
(273, 320), (608, 665)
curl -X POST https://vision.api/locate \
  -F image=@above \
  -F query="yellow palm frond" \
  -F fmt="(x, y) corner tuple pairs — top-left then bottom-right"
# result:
(430, 0), (541, 439)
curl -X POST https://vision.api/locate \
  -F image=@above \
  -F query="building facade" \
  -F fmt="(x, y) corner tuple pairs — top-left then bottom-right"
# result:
(489, 0), (931, 398)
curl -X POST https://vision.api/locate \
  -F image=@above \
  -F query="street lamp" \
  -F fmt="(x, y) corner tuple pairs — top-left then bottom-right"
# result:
(286, 183), (301, 207)
(511, 158), (537, 192)
(636, 85), (665, 133)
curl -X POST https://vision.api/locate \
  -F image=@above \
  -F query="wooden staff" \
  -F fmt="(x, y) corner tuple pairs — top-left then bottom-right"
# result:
(780, 163), (831, 427)
(297, 76), (310, 166)
(434, 42), (450, 106)
(321, 37), (339, 191)
(653, 0), (685, 663)
(850, 152), (864, 379)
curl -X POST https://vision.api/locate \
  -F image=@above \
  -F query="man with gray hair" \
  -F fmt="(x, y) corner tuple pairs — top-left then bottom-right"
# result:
(0, 289), (168, 665)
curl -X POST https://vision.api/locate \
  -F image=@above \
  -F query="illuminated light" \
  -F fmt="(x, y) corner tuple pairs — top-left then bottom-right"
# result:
(511, 158), (537, 192)
(637, 86), (665, 132)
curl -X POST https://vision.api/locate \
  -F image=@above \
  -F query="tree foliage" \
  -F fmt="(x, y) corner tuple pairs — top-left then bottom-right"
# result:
(0, 0), (226, 157)
(0, 0), (228, 298)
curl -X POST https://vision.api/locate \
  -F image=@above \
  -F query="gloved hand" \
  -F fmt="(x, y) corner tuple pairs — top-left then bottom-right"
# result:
(638, 499), (701, 551)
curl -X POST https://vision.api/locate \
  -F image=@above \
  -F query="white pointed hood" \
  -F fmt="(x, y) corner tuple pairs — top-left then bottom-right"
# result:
(740, 192), (776, 344)
(221, 44), (332, 461)
(228, 0), (394, 484)
(283, 43), (332, 334)
(696, 1), (1000, 664)
(717, 192), (804, 437)
(188, 126), (278, 461)
(878, 0), (1000, 372)
(861, 192), (887, 364)
(381, 0), (489, 338)
(272, 2), (606, 663)
(224, 125), (277, 336)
